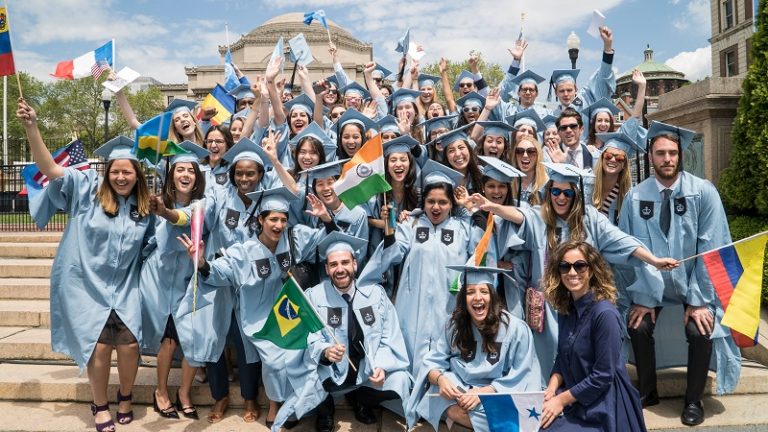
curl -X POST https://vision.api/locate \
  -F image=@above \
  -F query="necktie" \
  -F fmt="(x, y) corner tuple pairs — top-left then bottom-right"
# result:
(342, 293), (359, 348)
(660, 188), (672, 236)
(567, 149), (578, 167)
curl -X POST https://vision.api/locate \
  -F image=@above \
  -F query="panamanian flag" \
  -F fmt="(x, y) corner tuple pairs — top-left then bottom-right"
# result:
(479, 391), (545, 432)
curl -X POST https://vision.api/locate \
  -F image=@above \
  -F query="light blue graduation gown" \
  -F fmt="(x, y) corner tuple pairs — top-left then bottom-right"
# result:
(617, 172), (741, 394)
(31, 168), (151, 370)
(359, 213), (491, 378)
(551, 59), (616, 117)
(406, 310), (542, 430)
(201, 161), (230, 191)
(511, 205), (644, 379)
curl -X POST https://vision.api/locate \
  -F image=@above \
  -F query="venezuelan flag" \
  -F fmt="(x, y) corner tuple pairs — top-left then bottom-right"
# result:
(703, 231), (768, 347)
(0, 7), (17, 76)
(134, 111), (185, 164)
(199, 84), (235, 126)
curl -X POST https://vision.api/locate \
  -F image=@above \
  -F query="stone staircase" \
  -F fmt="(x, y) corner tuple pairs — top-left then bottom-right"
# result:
(0, 232), (767, 431)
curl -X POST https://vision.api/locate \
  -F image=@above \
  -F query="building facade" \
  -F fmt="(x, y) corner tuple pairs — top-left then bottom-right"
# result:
(616, 45), (689, 116)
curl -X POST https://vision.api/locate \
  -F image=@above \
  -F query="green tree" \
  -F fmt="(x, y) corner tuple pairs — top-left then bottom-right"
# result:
(0, 72), (47, 162)
(421, 52), (504, 103)
(39, 77), (106, 153)
(719, 1), (768, 216)
(111, 85), (165, 138)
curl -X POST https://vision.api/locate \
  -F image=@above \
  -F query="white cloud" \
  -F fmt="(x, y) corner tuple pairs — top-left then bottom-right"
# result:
(665, 46), (711, 81)
(672, 0), (710, 32)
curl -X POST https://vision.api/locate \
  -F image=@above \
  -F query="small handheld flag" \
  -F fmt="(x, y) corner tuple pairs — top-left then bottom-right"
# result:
(223, 48), (239, 91)
(479, 392), (545, 432)
(303, 10), (328, 29)
(21, 139), (89, 197)
(333, 134), (392, 209)
(199, 84), (236, 126)
(0, 6), (17, 76)
(134, 111), (186, 164)
(252, 277), (324, 349)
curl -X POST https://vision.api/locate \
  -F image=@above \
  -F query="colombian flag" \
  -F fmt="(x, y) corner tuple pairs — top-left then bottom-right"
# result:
(253, 277), (324, 349)
(134, 111), (185, 164)
(703, 231), (768, 347)
(0, 7), (16, 76)
(199, 84), (235, 126)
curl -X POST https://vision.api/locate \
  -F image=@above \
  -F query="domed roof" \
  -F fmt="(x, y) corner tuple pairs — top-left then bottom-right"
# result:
(244, 12), (364, 46)
(618, 45), (686, 82)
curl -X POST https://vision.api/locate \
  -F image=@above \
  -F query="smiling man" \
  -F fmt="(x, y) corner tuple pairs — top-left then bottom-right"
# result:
(551, 108), (594, 172)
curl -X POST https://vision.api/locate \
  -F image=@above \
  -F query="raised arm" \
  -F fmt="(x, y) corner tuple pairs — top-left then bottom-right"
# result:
(17, 99), (65, 180)
(266, 57), (286, 126)
(108, 69), (142, 130)
(470, 87), (501, 142)
(402, 59), (417, 90)
(363, 62), (385, 101)
(256, 76), (271, 130)
(468, 193), (524, 225)
(261, 129), (299, 194)
(241, 77), (263, 139)
(439, 58), (457, 113)
(630, 70), (647, 119)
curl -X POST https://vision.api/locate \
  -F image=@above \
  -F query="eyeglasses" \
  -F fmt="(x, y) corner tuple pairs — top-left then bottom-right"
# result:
(458, 82), (474, 89)
(515, 148), (537, 156)
(204, 139), (226, 145)
(603, 152), (626, 162)
(557, 123), (580, 132)
(462, 106), (480, 113)
(519, 87), (537, 94)
(558, 260), (590, 274)
(550, 187), (575, 198)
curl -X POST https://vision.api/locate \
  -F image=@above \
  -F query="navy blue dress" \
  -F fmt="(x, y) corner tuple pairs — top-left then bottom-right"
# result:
(547, 292), (646, 432)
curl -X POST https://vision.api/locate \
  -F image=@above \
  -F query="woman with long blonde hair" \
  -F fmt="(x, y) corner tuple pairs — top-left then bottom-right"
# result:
(511, 135), (548, 206)
(591, 133), (644, 224)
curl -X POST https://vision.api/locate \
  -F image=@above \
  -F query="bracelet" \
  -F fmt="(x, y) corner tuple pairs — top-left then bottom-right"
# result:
(434, 372), (444, 386)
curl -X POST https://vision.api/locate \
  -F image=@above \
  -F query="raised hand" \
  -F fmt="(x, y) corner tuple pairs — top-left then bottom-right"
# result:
(439, 57), (448, 74)
(600, 26), (613, 53)
(468, 52), (480, 73)
(545, 139), (567, 164)
(485, 87), (501, 111)
(362, 100), (378, 119)
(632, 69), (646, 86)
(306, 193), (331, 222)
(507, 39), (529, 60)
(16, 98), (37, 126)
(396, 110), (411, 135)
(266, 56), (283, 82)
(261, 129), (282, 161)
(177, 233), (206, 269)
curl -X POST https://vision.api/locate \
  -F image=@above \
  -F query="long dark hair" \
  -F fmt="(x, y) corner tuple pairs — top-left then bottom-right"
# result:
(336, 122), (365, 159)
(161, 162), (205, 208)
(440, 139), (484, 195)
(450, 283), (507, 358)
(587, 112), (616, 147)
(290, 136), (327, 180)
(481, 175), (514, 206)
(419, 183), (457, 217)
(382, 151), (419, 211)
(202, 125), (233, 167)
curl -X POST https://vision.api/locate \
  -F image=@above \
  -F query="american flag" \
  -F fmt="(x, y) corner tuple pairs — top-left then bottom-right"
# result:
(22, 139), (90, 190)
(91, 60), (109, 80)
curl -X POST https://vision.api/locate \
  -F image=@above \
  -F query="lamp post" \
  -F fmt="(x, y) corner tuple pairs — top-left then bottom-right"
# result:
(567, 31), (580, 69)
(101, 89), (112, 143)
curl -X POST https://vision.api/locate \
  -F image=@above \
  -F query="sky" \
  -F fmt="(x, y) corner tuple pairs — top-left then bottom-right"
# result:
(9, 0), (714, 86)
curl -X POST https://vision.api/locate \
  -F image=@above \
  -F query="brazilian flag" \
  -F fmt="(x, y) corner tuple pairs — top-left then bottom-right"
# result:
(253, 277), (324, 349)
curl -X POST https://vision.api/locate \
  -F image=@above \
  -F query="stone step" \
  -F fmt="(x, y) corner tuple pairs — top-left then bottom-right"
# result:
(0, 300), (50, 327)
(0, 232), (62, 243)
(0, 327), (67, 360)
(626, 362), (768, 398)
(0, 242), (59, 258)
(0, 258), (53, 278)
(0, 278), (50, 300)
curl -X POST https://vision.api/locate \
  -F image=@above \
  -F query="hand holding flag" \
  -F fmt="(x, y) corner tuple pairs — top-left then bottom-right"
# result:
(303, 10), (332, 44)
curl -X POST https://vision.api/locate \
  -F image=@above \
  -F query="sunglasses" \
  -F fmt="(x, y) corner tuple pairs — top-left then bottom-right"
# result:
(558, 260), (590, 274)
(603, 152), (626, 162)
(515, 148), (537, 156)
(458, 82), (474, 88)
(550, 187), (576, 198)
(558, 123), (580, 132)
(327, 90), (338, 95)
(462, 106), (480, 113)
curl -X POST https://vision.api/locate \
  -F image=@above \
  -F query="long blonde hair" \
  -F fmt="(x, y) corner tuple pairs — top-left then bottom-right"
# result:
(540, 181), (586, 251)
(511, 135), (548, 206)
(97, 159), (150, 217)
(592, 151), (632, 215)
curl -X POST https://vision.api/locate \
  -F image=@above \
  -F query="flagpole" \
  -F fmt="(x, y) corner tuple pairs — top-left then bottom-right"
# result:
(154, 113), (165, 194)
(225, 23), (230, 46)
(288, 272), (357, 372)
(111, 38), (116, 71)
(383, 192), (389, 232)
(3, 76), (7, 165)
(3, 0), (22, 98)
(678, 230), (768, 264)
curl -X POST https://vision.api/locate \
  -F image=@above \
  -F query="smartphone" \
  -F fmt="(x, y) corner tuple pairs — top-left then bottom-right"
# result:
(313, 82), (327, 94)
(456, 385), (467, 394)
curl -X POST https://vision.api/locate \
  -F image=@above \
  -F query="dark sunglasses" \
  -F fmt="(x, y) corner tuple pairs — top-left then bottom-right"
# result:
(458, 82), (474, 88)
(603, 152), (626, 162)
(558, 260), (590, 274)
(550, 187), (575, 198)
(462, 106), (480, 113)
(515, 148), (537, 156)
(558, 123), (580, 132)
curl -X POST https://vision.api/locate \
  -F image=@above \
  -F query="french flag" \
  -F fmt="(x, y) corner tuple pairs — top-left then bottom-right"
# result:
(51, 40), (114, 80)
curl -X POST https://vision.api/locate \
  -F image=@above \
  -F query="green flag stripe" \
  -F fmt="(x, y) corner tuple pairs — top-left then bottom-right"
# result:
(337, 174), (391, 209)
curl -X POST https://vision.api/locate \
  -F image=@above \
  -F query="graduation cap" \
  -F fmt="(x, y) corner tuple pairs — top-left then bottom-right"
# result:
(418, 73), (440, 88)
(479, 155), (525, 205)
(421, 159), (463, 187)
(222, 137), (273, 167)
(420, 114), (458, 137)
(299, 158), (348, 182)
(646, 121), (696, 170)
(456, 91), (485, 111)
(596, 132), (646, 158)
(505, 108), (546, 133)
(245, 186), (298, 214)
(446, 265), (511, 286)
(170, 140), (210, 165)
(543, 162), (594, 212)
(541, 114), (558, 130)
(383, 135), (419, 156)
(583, 97), (619, 120)
(284, 93), (315, 115)
(390, 88), (421, 108)
(227, 83), (255, 101)
(548, 69), (581, 101)
(232, 107), (251, 120)
(340, 81), (371, 100)
(289, 122), (336, 158)
(165, 98), (197, 114)
(375, 115), (400, 135)
(475, 121), (516, 142)
(510, 70), (545, 88)
(334, 108), (376, 132)
(453, 70), (475, 91)
(317, 231), (369, 261)
(95, 136), (137, 161)
(424, 123), (473, 148)
(372, 64), (393, 81)
(324, 75), (340, 89)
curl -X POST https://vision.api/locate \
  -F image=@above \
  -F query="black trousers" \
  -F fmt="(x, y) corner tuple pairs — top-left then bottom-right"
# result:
(316, 384), (399, 418)
(627, 306), (713, 404)
(206, 313), (261, 401)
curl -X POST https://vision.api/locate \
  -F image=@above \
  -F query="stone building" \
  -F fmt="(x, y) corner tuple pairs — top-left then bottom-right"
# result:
(158, 13), (373, 105)
(616, 45), (689, 117)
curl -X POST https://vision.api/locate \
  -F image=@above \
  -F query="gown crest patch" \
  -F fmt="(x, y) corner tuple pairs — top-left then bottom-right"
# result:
(215, 173), (228, 185)
(254, 258), (271, 279)
(327, 307), (342, 328)
(276, 252), (292, 272)
(461, 341), (476, 362)
(359, 306), (375, 326)
(674, 198), (687, 215)
(129, 205), (141, 222)
(639, 201), (654, 220)
(225, 209), (240, 229)
(486, 342), (503, 365)
(416, 227), (429, 243)
(441, 229), (454, 245)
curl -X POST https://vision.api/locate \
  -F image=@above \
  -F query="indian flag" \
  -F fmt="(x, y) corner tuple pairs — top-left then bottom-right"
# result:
(333, 134), (391, 208)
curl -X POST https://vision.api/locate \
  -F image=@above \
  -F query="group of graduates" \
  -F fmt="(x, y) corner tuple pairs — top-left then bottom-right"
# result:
(14, 22), (743, 432)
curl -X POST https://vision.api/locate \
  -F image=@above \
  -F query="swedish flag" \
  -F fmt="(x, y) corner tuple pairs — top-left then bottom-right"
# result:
(253, 277), (324, 349)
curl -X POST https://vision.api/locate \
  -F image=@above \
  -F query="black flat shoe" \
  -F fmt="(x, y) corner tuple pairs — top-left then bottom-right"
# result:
(641, 391), (660, 408)
(153, 391), (179, 419)
(283, 418), (299, 429)
(175, 394), (199, 420)
(681, 401), (704, 426)
(315, 413), (334, 432)
(352, 403), (377, 425)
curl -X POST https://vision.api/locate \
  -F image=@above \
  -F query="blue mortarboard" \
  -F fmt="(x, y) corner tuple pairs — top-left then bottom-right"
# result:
(341, 81), (371, 100)
(165, 98), (197, 114)
(479, 155), (525, 183)
(446, 265), (511, 285)
(421, 159), (464, 187)
(550, 69), (580, 86)
(453, 70), (475, 91)
(245, 186), (298, 213)
(390, 88), (421, 108)
(227, 83), (255, 100)
(543, 162), (594, 184)
(584, 97), (619, 120)
(318, 231), (368, 261)
(95, 136), (137, 161)
(383, 135), (419, 156)
(420, 114), (458, 137)
(425, 123), (473, 147)
(510, 70), (545, 87)
(324, 75), (339, 88)
(372, 64), (393, 80)
(289, 121), (336, 157)
(284, 93), (315, 115)
(418, 73), (441, 88)
(335, 108), (376, 132)
(542, 114), (558, 130)
(170, 140), (210, 165)
(232, 107), (251, 120)
(597, 132), (646, 158)
(222, 137), (272, 167)
(506, 108), (546, 133)
(299, 158), (348, 181)
(375, 115), (400, 135)
(476, 121), (516, 142)
(646, 121), (696, 151)
(456, 91), (485, 110)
